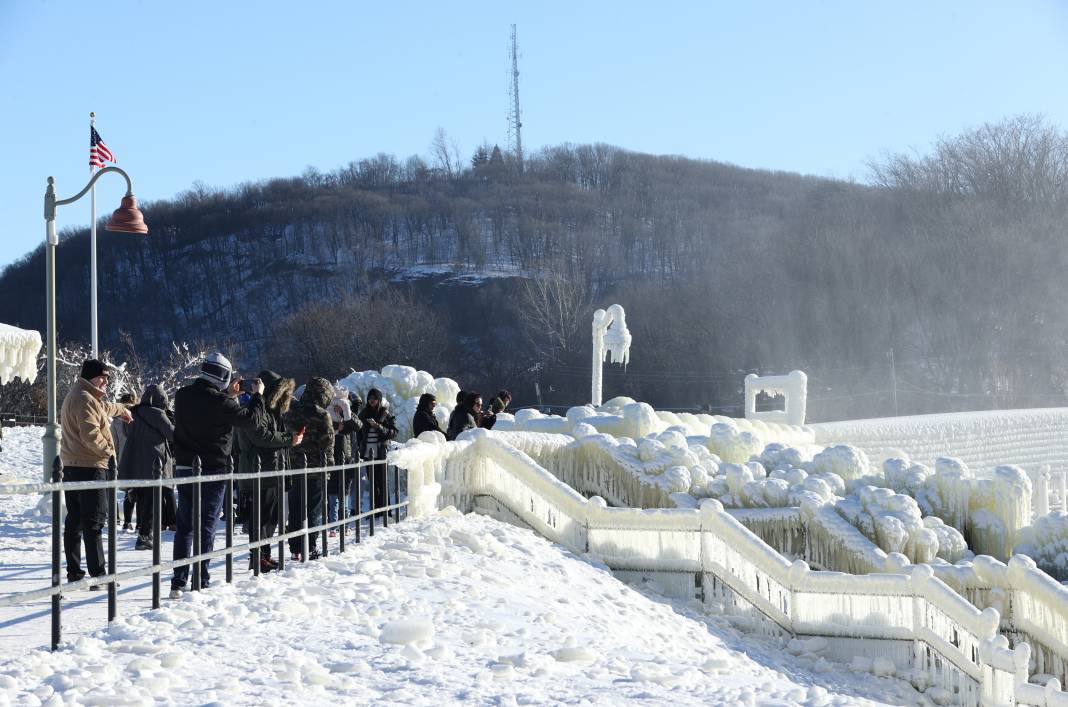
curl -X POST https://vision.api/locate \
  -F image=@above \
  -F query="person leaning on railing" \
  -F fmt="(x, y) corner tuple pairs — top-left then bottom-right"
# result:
(170, 353), (266, 598)
(235, 370), (303, 573)
(117, 384), (176, 551)
(59, 359), (132, 588)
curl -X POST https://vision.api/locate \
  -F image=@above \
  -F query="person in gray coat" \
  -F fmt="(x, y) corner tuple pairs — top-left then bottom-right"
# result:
(118, 385), (176, 550)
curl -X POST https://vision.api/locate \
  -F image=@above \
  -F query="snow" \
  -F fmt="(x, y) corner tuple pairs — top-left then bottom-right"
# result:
(745, 370), (808, 426)
(0, 428), (917, 705)
(0, 323), (41, 386)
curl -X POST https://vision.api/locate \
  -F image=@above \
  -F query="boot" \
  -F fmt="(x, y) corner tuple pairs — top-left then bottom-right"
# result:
(135, 535), (153, 551)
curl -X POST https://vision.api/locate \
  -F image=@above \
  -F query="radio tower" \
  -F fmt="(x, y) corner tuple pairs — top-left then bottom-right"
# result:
(507, 24), (524, 172)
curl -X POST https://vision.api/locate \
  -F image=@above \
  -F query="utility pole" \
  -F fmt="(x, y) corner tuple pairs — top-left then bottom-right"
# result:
(889, 348), (899, 416)
(507, 24), (524, 172)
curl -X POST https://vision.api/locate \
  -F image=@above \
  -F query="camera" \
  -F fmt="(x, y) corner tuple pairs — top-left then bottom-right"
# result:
(239, 378), (260, 394)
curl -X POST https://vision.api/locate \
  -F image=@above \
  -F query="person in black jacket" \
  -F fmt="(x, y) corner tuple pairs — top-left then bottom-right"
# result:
(118, 385), (176, 551)
(285, 377), (335, 561)
(412, 393), (443, 438)
(326, 395), (361, 535)
(356, 388), (398, 522)
(446, 392), (482, 441)
(170, 353), (265, 597)
(235, 370), (303, 572)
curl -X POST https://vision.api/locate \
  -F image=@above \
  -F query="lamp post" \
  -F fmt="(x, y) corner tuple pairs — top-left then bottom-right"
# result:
(41, 167), (147, 481)
(591, 304), (631, 407)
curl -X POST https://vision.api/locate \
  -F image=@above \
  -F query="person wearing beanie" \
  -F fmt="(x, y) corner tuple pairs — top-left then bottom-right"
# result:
(169, 353), (267, 597)
(59, 358), (132, 587)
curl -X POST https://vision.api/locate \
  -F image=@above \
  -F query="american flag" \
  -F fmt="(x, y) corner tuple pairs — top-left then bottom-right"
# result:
(89, 126), (115, 169)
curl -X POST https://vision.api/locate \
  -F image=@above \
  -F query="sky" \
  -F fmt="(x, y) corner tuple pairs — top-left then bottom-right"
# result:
(1, 0), (1067, 270)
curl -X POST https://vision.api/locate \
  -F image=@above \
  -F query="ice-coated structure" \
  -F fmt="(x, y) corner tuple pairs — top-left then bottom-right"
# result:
(590, 304), (631, 407)
(744, 370), (807, 426)
(0, 323), (41, 386)
(388, 431), (1068, 705)
(334, 365), (458, 441)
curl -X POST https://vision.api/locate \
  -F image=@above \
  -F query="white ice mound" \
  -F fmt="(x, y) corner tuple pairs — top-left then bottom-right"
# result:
(379, 618), (435, 645)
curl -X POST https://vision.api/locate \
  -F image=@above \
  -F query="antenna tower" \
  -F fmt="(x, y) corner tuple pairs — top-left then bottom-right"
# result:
(507, 24), (523, 172)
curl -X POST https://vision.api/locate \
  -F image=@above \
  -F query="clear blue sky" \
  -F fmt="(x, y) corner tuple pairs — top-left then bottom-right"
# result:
(2, 1), (1067, 269)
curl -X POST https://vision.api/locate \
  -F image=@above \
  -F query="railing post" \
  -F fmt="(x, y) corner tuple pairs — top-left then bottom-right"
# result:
(276, 468), (285, 572)
(355, 462), (363, 543)
(301, 465), (309, 562)
(224, 467), (233, 584)
(51, 455), (62, 651)
(393, 464), (401, 523)
(192, 456), (202, 591)
(381, 460), (389, 528)
(252, 454), (261, 577)
(107, 456), (117, 622)
(320, 453), (328, 557)
(152, 479), (161, 609)
(368, 460), (375, 537)
(339, 463), (346, 554)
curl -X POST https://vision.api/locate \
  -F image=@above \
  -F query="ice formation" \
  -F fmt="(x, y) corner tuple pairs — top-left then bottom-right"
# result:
(744, 370), (808, 426)
(1016, 511), (1068, 580)
(386, 431), (1068, 705)
(590, 304), (631, 407)
(0, 323), (41, 386)
(335, 365), (458, 441)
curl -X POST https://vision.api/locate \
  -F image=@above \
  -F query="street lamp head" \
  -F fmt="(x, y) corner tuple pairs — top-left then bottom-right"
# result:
(105, 194), (148, 234)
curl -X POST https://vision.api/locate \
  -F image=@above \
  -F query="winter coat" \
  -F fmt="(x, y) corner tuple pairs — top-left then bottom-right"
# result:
(356, 392), (397, 460)
(236, 371), (296, 488)
(118, 385), (175, 480)
(285, 377), (335, 471)
(412, 394), (443, 437)
(445, 408), (477, 442)
(60, 377), (129, 469)
(173, 378), (265, 471)
(110, 417), (130, 463)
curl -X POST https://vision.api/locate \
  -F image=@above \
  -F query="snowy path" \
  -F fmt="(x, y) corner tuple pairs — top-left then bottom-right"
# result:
(0, 428), (921, 705)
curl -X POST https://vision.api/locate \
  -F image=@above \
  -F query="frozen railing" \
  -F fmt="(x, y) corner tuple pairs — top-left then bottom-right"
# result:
(391, 432), (1068, 706)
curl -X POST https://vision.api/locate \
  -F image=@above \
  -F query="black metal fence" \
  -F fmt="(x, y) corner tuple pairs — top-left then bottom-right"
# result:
(0, 412), (47, 427)
(0, 454), (407, 650)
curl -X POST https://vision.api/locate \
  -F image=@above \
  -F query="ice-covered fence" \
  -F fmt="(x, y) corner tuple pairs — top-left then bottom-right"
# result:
(0, 324), (41, 386)
(811, 408), (1068, 478)
(745, 371), (807, 426)
(390, 433), (1068, 705)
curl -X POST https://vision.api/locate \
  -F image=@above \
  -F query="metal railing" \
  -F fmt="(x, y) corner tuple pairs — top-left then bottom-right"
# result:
(0, 412), (48, 427)
(0, 453), (408, 650)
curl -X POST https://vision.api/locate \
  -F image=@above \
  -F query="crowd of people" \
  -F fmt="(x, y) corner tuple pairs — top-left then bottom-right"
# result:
(56, 354), (512, 597)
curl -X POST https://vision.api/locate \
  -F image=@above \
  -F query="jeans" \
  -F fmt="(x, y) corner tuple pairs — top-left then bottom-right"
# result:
(171, 467), (227, 590)
(63, 466), (107, 579)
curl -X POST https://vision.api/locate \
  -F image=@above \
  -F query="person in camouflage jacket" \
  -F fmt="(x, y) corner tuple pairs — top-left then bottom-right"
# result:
(284, 377), (335, 560)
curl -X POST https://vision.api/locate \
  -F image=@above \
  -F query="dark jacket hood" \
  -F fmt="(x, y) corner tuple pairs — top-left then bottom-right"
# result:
(140, 384), (168, 410)
(417, 393), (436, 412)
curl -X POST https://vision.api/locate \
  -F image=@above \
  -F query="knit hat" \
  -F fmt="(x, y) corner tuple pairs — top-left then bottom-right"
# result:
(80, 359), (107, 381)
(199, 352), (233, 390)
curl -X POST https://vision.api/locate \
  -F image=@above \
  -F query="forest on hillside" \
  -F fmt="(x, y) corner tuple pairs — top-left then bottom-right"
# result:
(2, 115), (1067, 421)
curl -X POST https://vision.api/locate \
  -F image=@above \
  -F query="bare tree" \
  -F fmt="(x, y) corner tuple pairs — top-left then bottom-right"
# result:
(430, 127), (462, 178)
(516, 269), (594, 365)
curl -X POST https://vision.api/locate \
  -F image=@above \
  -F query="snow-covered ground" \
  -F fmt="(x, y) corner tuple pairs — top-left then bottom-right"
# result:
(0, 426), (920, 705)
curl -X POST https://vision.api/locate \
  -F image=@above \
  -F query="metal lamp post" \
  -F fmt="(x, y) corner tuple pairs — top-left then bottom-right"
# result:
(41, 167), (147, 481)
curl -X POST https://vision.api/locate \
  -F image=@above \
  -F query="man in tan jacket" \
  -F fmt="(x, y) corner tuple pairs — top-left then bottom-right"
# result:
(60, 359), (131, 586)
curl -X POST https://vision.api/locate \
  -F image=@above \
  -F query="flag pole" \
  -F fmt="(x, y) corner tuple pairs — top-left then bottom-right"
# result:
(90, 112), (99, 358)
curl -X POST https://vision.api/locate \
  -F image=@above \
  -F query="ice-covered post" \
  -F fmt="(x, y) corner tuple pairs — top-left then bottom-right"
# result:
(1055, 470), (1068, 513)
(591, 304), (631, 407)
(1033, 465), (1051, 520)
